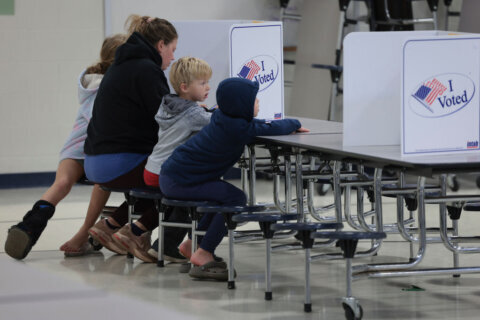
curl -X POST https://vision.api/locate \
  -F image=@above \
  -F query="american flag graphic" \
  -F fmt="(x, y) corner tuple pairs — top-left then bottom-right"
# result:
(237, 60), (261, 80)
(413, 78), (447, 106)
(467, 142), (478, 149)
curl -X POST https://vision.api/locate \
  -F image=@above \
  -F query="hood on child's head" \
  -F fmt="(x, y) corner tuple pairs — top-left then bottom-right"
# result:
(216, 77), (259, 121)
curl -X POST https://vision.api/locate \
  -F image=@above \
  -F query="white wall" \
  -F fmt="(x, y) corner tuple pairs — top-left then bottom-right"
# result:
(0, 0), (278, 174)
(287, 0), (339, 120)
(0, 0), (104, 174)
(107, 0), (279, 34)
(2, 0), (463, 174)
(459, 0), (480, 33)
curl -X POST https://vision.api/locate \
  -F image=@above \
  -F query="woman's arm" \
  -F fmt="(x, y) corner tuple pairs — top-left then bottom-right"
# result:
(137, 66), (170, 118)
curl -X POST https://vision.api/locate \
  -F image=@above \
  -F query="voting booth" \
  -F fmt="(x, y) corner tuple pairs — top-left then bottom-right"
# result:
(343, 31), (480, 156)
(402, 35), (480, 155)
(170, 21), (284, 120)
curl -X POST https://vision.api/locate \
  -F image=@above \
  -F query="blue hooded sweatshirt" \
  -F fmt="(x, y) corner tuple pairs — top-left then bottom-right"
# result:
(160, 77), (301, 186)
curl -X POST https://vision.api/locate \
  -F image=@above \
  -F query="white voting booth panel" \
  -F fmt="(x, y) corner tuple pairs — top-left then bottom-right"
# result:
(170, 21), (283, 120)
(169, 21), (239, 108)
(402, 35), (480, 155)
(343, 31), (448, 147)
(230, 23), (284, 120)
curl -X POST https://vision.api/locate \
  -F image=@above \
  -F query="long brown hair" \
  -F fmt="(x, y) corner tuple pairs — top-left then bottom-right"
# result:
(124, 14), (177, 47)
(85, 34), (127, 75)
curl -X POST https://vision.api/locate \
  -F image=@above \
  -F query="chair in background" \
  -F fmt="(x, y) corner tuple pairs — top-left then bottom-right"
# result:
(370, 0), (439, 31)
(443, 0), (460, 30)
(312, 0), (372, 121)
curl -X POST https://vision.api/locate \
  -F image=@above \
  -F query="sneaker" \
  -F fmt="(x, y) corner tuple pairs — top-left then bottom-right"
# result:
(147, 239), (187, 263)
(112, 224), (156, 263)
(88, 219), (127, 255)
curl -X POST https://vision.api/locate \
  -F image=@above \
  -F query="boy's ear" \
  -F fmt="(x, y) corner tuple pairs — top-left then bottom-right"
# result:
(179, 82), (188, 93)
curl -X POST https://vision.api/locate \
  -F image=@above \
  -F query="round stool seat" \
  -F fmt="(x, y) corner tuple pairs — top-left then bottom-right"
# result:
(161, 198), (217, 208)
(197, 205), (266, 214)
(100, 186), (132, 193)
(77, 178), (95, 186)
(271, 222), (343, 232)
(311, 231), (386, 240)
(232, 213), (299, 223)
(129, 187), (163, 200)
(463, 202), (480, 211)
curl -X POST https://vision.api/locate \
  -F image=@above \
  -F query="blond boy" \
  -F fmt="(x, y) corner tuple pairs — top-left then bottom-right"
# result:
(143, 56), (213, 186)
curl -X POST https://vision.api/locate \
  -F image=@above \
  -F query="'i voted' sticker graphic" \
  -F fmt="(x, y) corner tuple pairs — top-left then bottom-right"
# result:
(410, 73), (475, 118)
(237, 55), (279, 92)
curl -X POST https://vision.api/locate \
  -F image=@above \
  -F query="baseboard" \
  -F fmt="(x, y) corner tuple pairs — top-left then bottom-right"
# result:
(0, 172), (56, 189)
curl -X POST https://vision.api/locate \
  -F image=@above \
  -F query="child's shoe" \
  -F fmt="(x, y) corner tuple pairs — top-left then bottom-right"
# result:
(4, 200), (55, 260)
(147, 239), (187, 263)
(88, 219), (127, 255)
(112, 224), (156, 263)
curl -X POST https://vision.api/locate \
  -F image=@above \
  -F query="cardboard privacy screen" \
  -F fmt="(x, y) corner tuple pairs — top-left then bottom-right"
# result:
(230, 22), (284, 120)
(343, 31), (480, 157)
(402, 35), (480, 155)
(170, 21), (284, 121)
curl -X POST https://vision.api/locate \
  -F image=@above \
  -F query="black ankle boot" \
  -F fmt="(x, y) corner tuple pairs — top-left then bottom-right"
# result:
(5, 200), (55, 259)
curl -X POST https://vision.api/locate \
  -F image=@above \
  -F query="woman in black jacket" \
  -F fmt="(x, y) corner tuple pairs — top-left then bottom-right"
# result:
(84, 15), (184, 263)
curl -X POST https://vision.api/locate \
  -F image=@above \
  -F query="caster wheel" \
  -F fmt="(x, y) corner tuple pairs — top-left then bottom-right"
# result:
(447, 175), (459, 192)
(316, 183), (331, 195)
(88, 236), (103, 251)
(342, 302), (363, 320)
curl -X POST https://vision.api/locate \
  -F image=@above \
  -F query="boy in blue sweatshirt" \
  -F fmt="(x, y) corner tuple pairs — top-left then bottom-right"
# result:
(160, 77), (308, 280)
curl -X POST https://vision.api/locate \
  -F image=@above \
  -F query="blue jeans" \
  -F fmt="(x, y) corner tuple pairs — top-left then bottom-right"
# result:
(159, 174), (246, 254)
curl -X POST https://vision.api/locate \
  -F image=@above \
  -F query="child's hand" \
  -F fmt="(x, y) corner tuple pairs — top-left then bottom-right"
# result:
(294, 127), (309, 133)
(200, 104), (217, 112)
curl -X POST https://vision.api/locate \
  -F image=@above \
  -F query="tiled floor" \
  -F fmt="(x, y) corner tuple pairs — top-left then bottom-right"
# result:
(1, 176), (480, 319)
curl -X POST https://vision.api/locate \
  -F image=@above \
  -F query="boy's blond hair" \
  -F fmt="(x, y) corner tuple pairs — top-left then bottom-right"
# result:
(169, 57), (212, 94)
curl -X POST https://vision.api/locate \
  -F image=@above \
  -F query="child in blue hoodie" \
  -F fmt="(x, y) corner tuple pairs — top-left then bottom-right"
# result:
(160, 77), (308, 280)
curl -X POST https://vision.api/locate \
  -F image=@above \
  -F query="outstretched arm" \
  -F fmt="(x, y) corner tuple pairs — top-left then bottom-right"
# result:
(252, 118), (302, 137)
(294, 127), (310, 133)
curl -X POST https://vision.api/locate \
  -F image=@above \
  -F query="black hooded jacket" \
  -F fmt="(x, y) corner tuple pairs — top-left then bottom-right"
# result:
(161, 77), (301, 186)
(84, 32), (169, 155)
